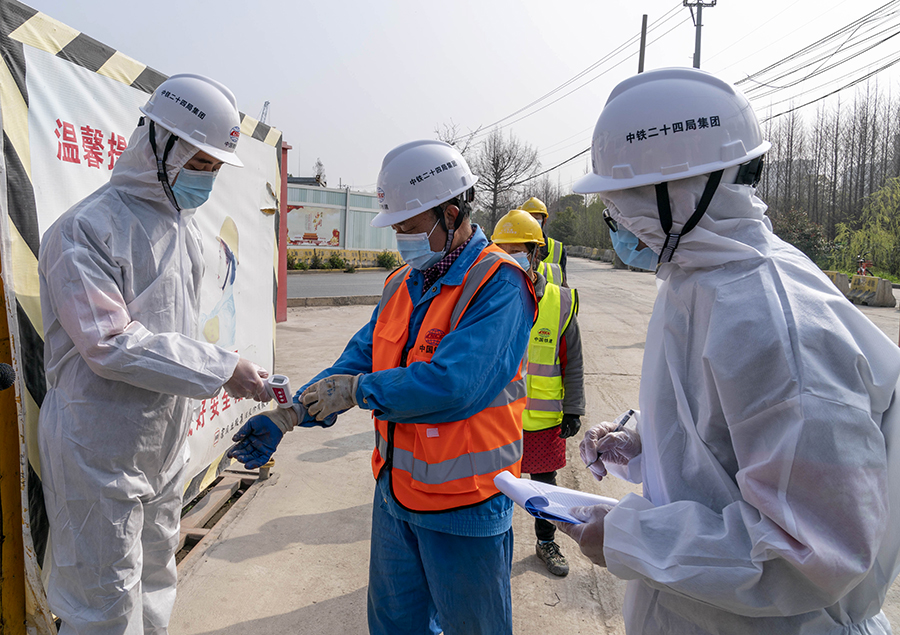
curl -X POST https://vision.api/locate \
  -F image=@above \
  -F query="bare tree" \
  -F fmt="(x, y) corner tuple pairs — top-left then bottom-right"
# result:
(313, 158), (326, 186)
(472, 128), (540, 230)
(529, 173), (561, 218)
(434, 119), (482, 162)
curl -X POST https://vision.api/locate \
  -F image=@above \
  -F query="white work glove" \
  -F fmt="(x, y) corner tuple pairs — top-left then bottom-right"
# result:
(224, 358), (270, 401)
(300, 374), (361, 421)
(580, 413), (642, 481)
(553, 504), (612, 567)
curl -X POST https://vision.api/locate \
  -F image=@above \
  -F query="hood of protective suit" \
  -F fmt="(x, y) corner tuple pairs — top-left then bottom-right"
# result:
(601, 174), (773, 274)
(109, 120), (198, 209)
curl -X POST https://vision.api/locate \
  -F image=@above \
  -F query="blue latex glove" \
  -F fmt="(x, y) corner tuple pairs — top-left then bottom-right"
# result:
(227, 413), (285, 469)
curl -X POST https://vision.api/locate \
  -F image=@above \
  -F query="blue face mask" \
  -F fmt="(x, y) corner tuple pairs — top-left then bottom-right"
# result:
(610, 224), (658, 271)
(171, 168), (217, 210)
(395, 219), (446, 270)
(511, 251), (531, 271)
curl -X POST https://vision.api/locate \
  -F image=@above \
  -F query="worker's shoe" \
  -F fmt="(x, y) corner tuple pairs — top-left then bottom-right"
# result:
(536, 540), (569, 577)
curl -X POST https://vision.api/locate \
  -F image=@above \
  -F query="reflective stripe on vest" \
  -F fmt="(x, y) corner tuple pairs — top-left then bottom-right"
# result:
(537, 261), (562, 286)
(375, 432), (523, 486)
(543, 236), (562, 265)
(370, 243), (538, 512)
(523, 284), (577, 431)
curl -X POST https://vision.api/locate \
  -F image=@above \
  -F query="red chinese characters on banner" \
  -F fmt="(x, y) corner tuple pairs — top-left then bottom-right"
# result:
(107, 132), (127, 170)
(55, 118), (128, 170)
(81, 125), (104, 169)
(190, 393), (239, 437)
(55, 119), (80, 164)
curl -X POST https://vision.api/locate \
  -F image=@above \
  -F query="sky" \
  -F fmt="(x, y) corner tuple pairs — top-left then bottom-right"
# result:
(25, 0), (900, 194)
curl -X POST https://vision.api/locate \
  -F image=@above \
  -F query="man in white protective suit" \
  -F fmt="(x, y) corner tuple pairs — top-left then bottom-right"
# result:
(37, 74), (270, 635)
(555, 67), (900, 635)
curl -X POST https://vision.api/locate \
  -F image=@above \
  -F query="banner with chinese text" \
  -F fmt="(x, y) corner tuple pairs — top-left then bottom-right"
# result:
(0, 2), (282, 628)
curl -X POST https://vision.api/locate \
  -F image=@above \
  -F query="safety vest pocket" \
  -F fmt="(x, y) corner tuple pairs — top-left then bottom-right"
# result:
(407, 423), (479, 494)
(372, 318), (410, 370)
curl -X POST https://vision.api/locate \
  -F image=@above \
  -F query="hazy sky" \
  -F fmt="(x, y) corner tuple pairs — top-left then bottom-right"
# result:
(25, 0), (900, 194)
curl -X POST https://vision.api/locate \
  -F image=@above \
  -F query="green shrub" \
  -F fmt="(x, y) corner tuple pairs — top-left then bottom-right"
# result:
(310, 251), (324, 269)
(327, 253), (346, 270)
(286, 251), (309, 270)
(376, 250), (399, 269)
(344, 264), (356, 273)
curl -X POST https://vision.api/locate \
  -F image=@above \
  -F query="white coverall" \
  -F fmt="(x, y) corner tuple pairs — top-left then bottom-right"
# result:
(37, 121), (239, 635)
(600, 177), (900, 634)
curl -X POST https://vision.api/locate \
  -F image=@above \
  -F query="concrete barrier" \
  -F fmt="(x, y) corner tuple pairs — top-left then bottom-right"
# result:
(847, 275), (897, 307)
(822, 270), (851, 296)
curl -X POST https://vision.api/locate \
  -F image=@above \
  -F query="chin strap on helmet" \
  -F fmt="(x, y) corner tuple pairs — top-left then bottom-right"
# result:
(148, 120), (182, 211)
(436, 186), (475, 254)
(656, 170), (724, 264)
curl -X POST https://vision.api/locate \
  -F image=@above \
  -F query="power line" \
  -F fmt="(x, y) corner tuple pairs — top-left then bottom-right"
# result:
(463, 3), (685, 142)
(741, 11), (900, 96)
(511, 147), (591, 188)
(760, 51), (900, 122)
(746, 23), (900, 101)
(735, 0), (900, 86)
(471, 13), (691, 142)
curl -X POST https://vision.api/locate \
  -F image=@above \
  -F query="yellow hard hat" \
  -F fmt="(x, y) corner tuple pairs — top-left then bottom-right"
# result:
(520, 196), (548, 217)
(491, 209), (545, 246)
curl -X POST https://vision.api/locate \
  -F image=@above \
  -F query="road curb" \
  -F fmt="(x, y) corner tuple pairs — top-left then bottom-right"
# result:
(287, 295), (381, 307)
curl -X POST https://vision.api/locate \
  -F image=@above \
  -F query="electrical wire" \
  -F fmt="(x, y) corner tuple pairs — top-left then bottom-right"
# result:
(463, 3), (685, 142)
(511, 147), (591, 187)
(741, 12), (900, 95)
(759, 51), (900, 122)
(735, 0), (900, 86)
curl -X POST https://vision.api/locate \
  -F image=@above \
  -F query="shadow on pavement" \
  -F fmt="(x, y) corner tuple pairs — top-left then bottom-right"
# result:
(212, 504), (372, 563)
(295, 430), (372, 464)
(187, 586), (369, 635)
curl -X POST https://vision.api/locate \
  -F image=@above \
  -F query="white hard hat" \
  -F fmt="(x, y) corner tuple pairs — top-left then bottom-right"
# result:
(140, 73), (243, 167)
(372, 140), (478, 228)
(574, 67), (769, 194)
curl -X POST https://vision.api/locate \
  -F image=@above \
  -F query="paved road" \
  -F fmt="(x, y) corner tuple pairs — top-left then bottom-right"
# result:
(172, 257), (900, 634)
(286, 270), (389, 298)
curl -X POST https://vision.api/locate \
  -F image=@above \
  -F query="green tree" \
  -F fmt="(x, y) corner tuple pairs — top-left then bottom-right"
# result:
(845, 177), (900, 277)
(770, 208), (828, 265)
(547, 207), (577, 245)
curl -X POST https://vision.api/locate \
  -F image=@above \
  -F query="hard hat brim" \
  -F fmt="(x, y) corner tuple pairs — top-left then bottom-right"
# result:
(573, 141), (770, 194)
(140, 108), (244, 168)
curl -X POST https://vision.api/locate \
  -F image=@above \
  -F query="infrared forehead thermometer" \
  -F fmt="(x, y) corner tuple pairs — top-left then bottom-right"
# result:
(266, 375), (293, 409)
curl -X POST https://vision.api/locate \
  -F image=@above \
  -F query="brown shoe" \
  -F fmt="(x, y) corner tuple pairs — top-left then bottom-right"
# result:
(535, 540), (569, 577)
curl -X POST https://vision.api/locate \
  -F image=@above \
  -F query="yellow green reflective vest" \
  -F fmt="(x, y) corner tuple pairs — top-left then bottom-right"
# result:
(523, 282), (578, 432)
(543, 236), (563, 265)
(537, 260), (562, 286)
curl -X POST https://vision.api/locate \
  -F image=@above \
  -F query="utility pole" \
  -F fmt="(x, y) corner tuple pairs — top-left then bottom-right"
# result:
(683, 1), (716, 69)
(638, 14), (648, 73)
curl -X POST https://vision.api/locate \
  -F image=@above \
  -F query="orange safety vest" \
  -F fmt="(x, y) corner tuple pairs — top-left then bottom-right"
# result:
(370, 243), (537, 512)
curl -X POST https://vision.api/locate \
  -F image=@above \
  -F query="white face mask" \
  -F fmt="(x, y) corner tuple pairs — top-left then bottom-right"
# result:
(395, 219), (445, 270)
(511, 251), (531, 271)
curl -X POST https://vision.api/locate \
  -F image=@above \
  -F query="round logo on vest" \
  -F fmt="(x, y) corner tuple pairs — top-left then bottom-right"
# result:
(425, 328), (445, 347)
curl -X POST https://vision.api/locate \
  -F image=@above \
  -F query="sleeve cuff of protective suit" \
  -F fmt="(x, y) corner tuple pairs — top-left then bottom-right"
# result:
(603, 492), (655, 581)
(606, 453), (642, 483)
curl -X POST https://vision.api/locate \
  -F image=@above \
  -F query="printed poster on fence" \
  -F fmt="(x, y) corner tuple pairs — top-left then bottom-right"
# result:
(287, 204), (342, 246)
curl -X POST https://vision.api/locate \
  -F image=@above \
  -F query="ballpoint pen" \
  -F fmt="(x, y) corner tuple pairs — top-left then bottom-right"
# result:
(587, 409), (635, 468)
